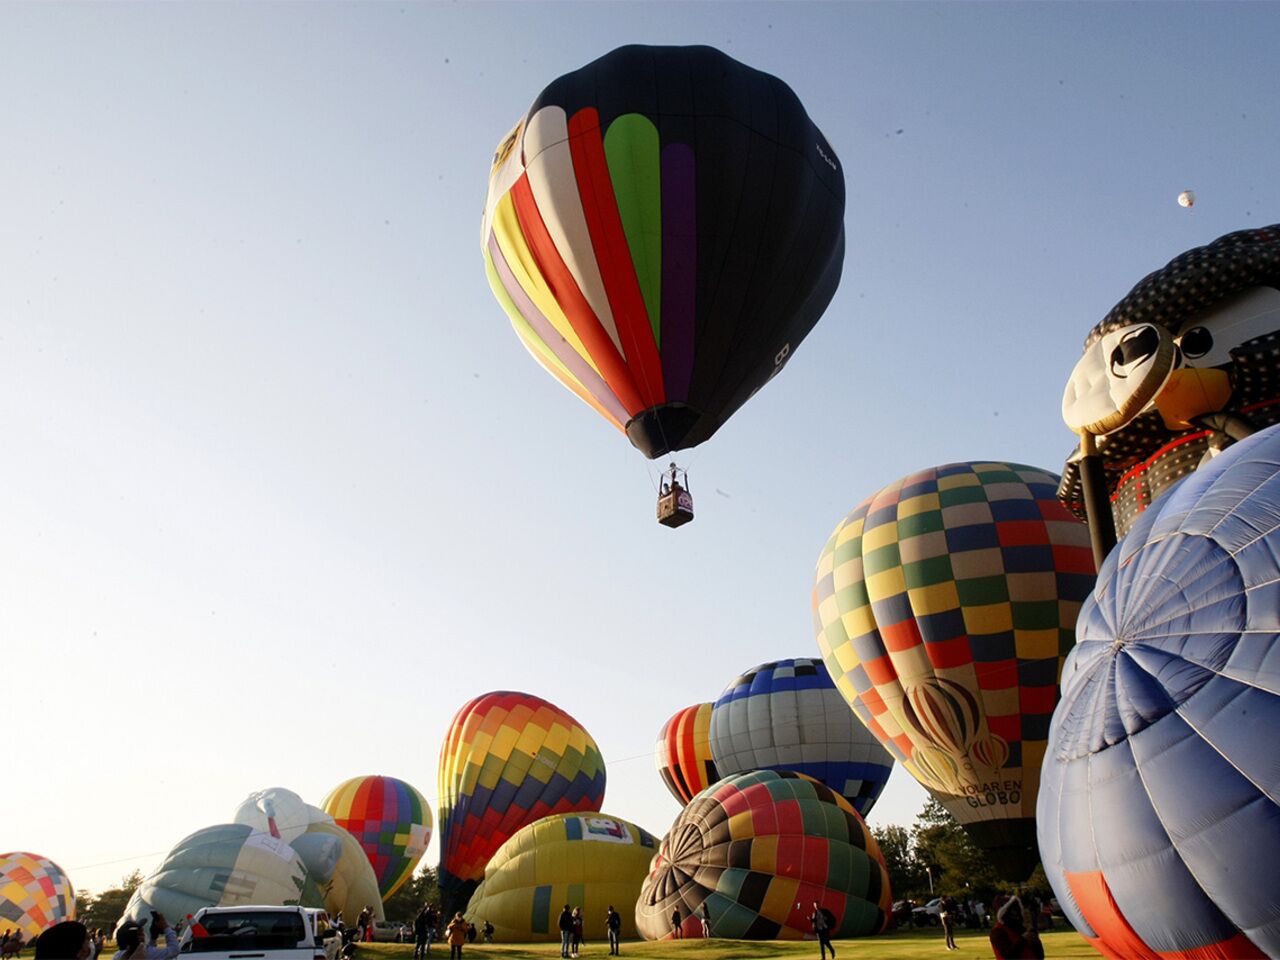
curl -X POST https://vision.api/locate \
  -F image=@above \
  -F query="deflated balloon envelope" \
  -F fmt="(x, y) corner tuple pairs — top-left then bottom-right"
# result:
(1039, 423), (1280, 959)
(437, 691), (606, 914)
(0, 852), (76, 943)
(464, 813), (657, 942)
(481, 44), (846, 459)
(812, 461), (1095, 880)
(708, 657), (894, 819)
(233, 787), (330, 845)
(635, 770), (889, 941)
(654, 703), (718, 806)
(118, 824), (323, 930)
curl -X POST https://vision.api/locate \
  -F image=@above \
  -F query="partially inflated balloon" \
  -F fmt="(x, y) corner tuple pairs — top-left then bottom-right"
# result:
(464, 813), (657, 942)
(654, 703), (718, 805)
(291, 822), (384, 923)
(321, 775), (431, 901)
(119, 825), (323, 930)
(1040, 424), (1280, 959)
(0, 852), (75, 942)
(482, 44), (845, 459)
(709, 658), (894, 818)
(635, 771), (890, 940)
(438, 691), (606, 914)
(813, 462), (1095, 879)
(233, 787), (330, 845)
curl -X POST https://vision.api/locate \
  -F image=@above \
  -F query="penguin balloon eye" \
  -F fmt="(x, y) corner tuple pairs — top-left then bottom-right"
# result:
(1180, 326), (1214, 359)
(1109, 326), (1160, 378)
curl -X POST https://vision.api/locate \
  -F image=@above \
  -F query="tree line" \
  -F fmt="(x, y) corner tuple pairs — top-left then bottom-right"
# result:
(871, 799), (1050, 904)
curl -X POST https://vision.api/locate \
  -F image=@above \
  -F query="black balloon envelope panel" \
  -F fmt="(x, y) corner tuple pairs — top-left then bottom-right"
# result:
(1040, 422), (1280, 960)
(1059, 224), (1280, 537)
(481, 45), (846, 458)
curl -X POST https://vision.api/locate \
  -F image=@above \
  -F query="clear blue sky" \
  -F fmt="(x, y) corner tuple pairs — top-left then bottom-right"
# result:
(2, 1), (1277, 900)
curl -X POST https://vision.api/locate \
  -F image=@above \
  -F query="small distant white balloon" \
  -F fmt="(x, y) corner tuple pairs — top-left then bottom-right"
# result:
(1178, 190), (1196, 208)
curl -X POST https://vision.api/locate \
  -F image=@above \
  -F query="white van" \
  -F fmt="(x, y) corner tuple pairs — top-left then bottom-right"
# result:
(177, 905), (341, 960)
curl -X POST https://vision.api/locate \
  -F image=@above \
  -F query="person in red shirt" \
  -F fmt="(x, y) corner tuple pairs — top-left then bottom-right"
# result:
(989, 896), (1044, 960)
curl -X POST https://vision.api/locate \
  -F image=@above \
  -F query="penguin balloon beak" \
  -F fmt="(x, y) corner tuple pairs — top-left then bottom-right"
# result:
(1153, 367), (1233, 430)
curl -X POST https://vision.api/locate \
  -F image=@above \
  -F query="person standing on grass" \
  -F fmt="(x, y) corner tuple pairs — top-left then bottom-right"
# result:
(570, 907), (584, 958)
(670, 906), (682, 939)
(699, 902), (711, 938)
(810, 902), (837, 960)
(941, 894), (958, 950)
(605, 905), (621, 956)
(444, 913), (467, 960)
(558, 905), (574, 959)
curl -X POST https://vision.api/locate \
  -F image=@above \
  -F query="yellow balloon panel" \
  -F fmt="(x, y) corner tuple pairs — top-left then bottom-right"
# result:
(464, 813), (657, 943)
(298, 822), (384, 923)
(0, 852), (75, 943)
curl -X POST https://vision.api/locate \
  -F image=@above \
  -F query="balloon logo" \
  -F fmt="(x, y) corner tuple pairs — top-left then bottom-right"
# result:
(481, 44), (845, 459)
(901, 677), (982, 756)
(813, 461), (1095, 879)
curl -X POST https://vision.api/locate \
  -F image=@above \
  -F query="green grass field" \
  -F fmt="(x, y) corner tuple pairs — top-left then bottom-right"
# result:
(349, 926), (1096, 959)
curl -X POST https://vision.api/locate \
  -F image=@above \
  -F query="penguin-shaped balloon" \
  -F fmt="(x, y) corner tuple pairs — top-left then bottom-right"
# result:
(1059, 225), (1280, 539)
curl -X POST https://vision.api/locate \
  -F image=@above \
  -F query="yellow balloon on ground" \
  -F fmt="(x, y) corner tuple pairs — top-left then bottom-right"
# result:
(463, 813), (657, 943)
(291, 822), (384, 923)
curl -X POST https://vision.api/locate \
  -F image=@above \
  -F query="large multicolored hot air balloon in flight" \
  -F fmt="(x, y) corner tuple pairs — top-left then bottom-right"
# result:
(1040, 424), (1280, 959)
(635, 770), (890, 941)
(464, 813), (657, 942)
(481, 44), (846, 460)
(321, 775), (432, 901)
(0, 852), (75, 943)
(708, 657), (894, 819)
(813, 461), (1095, 879)
(654, 703), (718, 806)
(438, 691), (607, 914)
(118, 824), (323, 929)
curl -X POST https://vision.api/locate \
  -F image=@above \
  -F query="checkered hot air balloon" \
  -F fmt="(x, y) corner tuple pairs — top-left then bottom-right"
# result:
(321, 775), (432, 901)
(437, 691), (606, 916)
(0, 852), (75, 943)
(654, 703), (719, 806)
(481, 44), (845, 461)
(813, 461), (1095, 880)
(708, 658), (894, 818)
(1040, 424), (1280, 959)
(635, 770), (890, 940)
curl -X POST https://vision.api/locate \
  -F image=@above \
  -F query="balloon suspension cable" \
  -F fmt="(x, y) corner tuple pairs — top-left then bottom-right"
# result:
(1078, 432), (1117, 569)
